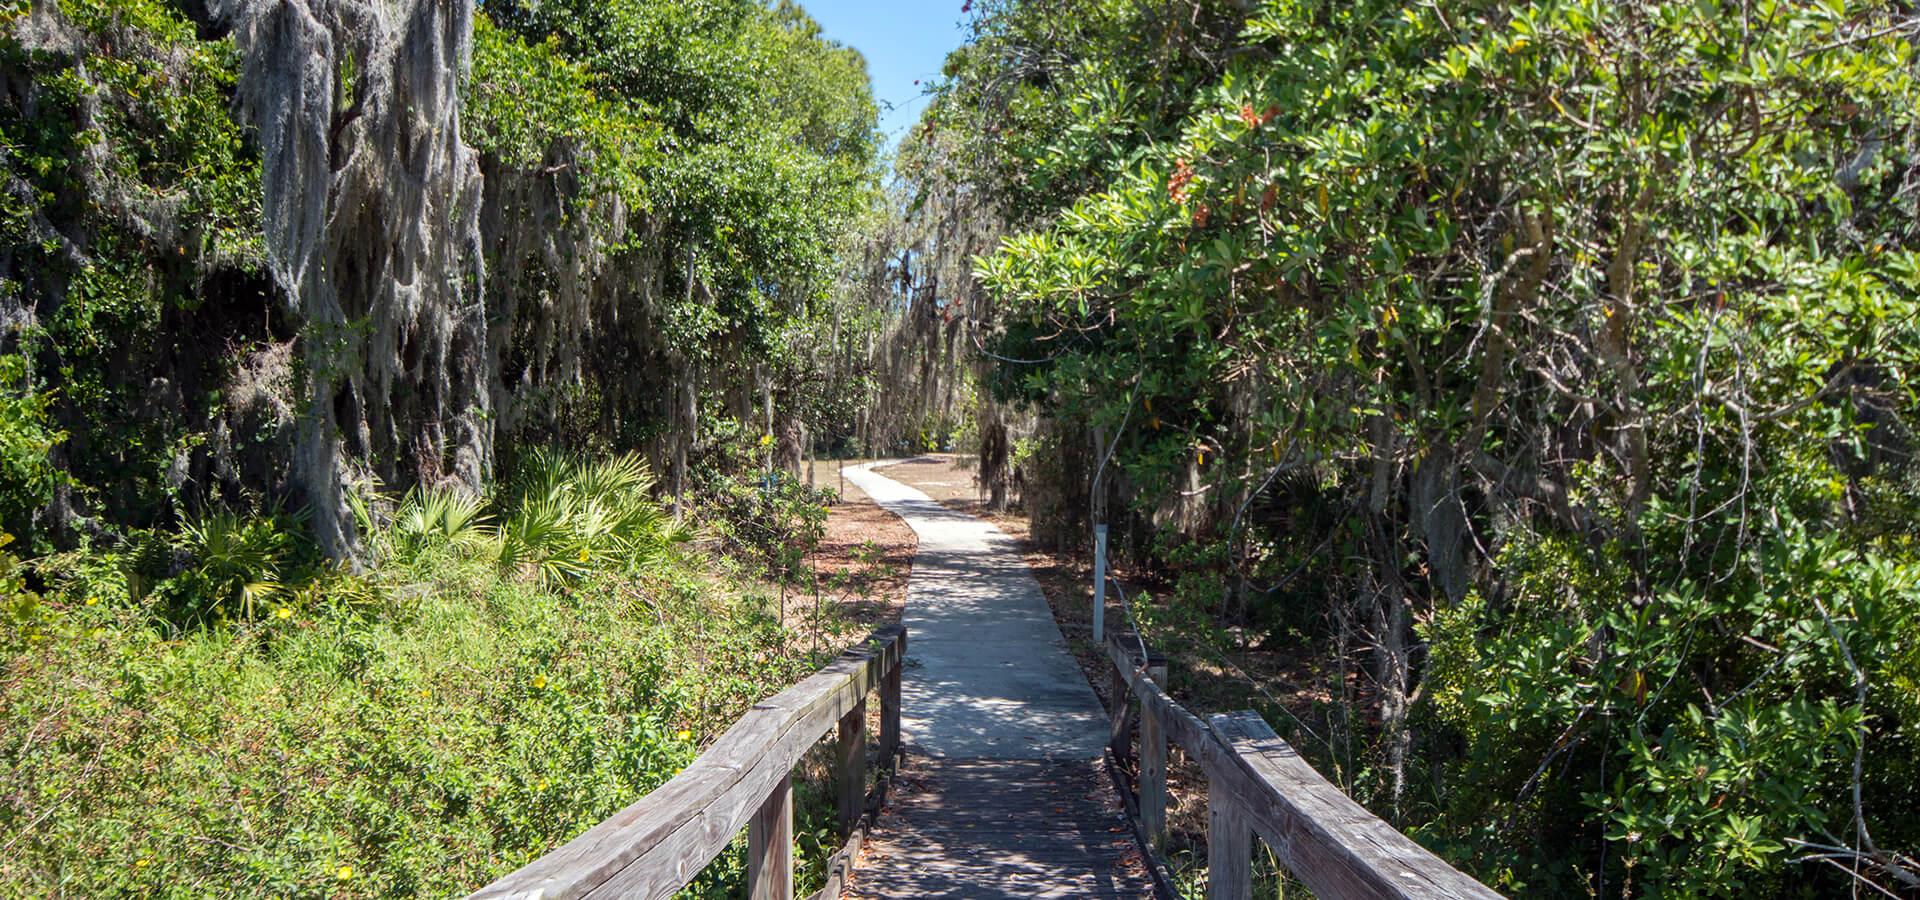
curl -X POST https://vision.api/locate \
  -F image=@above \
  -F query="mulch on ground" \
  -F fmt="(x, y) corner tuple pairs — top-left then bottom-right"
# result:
(788, 461), (918, 638)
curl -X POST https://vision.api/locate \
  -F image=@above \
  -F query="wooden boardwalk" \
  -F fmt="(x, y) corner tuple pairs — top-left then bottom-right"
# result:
(845, 757), (1153, 899)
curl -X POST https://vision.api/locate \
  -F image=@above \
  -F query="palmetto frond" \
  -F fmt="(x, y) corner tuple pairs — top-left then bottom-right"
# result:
(391, 486), (498, 561)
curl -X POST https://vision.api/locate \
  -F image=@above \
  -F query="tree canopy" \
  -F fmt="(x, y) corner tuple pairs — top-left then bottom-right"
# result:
(902, 0), (1920, 894)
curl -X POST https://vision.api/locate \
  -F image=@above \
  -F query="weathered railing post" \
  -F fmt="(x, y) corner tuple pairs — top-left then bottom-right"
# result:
(1093, 523), (1109, 643)
(835, 696), (867, 830)
(1208, 777), (1253, 900)
(880, 631), (903, 766)
(1107, 632), (1143, 767)
(1140, 652), (1169, 850)
(748, 772), (793, 900)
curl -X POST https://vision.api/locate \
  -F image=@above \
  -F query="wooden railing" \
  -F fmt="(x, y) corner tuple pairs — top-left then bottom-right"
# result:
(1102, 631), (1503, 900)
(470, 624), (906, 900)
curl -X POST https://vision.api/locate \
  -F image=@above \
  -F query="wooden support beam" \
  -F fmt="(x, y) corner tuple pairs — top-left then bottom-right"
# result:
(1208, 781), (1253, 900)
(748, 772), (793, 900)
(1140, 657), (1169, 851)
(880, 632), (903, 766)
(835, 698), (867, 830)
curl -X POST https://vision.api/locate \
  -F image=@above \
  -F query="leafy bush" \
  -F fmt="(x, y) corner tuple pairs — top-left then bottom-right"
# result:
(0, 357), (62, 545)
(1423, 523), (1920, 895)
(948, 0), (1920, 893)
(697, 469), (831, 583)
(109, 511), (313, 631)
(0, 452), (844, 897)
(0, 558), (814, 897)
(497, 450), (689, 586)
(384, 487), (497, 563)
(0, 533), (48, 652)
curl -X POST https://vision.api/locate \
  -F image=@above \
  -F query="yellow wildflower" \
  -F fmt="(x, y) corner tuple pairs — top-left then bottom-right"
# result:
(85, 596), (99, 606)
(336, 864), (354, 881)
(134, 857), (151, 870)
(577, 547), (590, 563)
(276, 607), (293, 620)
(676, 729), (692, 741)
(531, 674), (548, 690)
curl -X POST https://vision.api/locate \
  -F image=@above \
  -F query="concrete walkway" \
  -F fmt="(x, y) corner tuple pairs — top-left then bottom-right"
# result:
(840, 463), (1154, 899)
(841, 463), (1109, 759)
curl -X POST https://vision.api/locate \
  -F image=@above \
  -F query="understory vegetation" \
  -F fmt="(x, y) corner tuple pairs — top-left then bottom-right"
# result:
(868, 0), (1920, 896)
(1, 0), (888, 895)
(1, 448), (872, 896)
(4, 0), (1919, 895)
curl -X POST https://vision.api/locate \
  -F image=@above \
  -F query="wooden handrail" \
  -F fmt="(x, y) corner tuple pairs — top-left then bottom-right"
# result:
(470, 624), (906, 900)
(1103, 633), (1502, 900)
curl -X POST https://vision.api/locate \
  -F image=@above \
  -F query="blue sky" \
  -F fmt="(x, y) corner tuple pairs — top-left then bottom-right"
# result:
(799, 1), (973, 149)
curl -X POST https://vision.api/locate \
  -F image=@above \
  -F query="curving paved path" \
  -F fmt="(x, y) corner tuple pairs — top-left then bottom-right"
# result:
(843, 462), (1108, 758)
(840, 463), (1154, 899)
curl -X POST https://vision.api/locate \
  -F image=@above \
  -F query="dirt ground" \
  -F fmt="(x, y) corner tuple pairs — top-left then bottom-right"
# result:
(783, 459), (918, 640)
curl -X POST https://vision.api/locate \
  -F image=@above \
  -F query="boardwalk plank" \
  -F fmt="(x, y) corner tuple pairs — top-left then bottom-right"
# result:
(846, 757), (1155, 900)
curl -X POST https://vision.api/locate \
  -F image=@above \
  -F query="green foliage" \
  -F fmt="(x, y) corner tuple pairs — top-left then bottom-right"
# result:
(162, 511), (292, 623)
(0, 533), (49, 652)
(921, 0), (1248, 219)
(110, 511), (309, 631)
(0, 357), (63, 543)
(0, 448), (852, 896)
(1423, 525), (1920, 894)
(385, 487), (497, 562)
(950, 0), (1920, 893)
(1, 0), (266, 536)
(0, 549), (812, 896)
(471, 0), (880, 373)
(465, 16), (661, 209)
(497, 450), (688, 586)
(696, 466), (831, 584)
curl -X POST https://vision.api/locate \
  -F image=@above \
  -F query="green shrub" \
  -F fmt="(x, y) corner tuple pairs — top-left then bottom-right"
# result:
(1422, 522), (1920, 895)
(497, 450), (689, 586)
(0, 357), (62, 545)
(385, 487), (497, 563)
(0, 445), (870, 897)
(1, 527), (823, 897)
(696, 470), (830, 583)
(0, 533), (48, 652)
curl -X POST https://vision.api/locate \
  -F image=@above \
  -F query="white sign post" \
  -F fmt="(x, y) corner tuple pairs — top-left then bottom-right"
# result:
(1093, 524), (1108, 644)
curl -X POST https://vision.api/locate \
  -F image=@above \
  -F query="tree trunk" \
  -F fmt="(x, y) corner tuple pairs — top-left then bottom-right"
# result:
(980, 401), (1009, 512)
